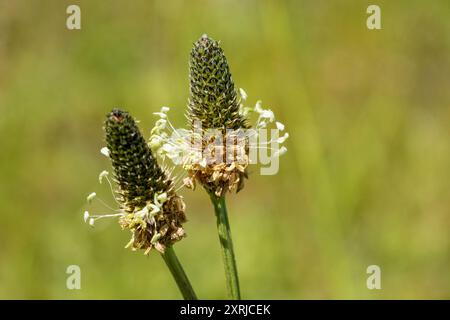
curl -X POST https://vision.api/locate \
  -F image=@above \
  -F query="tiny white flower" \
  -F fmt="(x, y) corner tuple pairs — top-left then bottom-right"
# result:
(256, 119), (268, 129)
(87, 192), (96, 204)
(260, 109), (274, 122)
(276, 121), (285, 131)
(273, 146), (288, 157)
(98, 170), (109, 184)
(277, 133), (289, 144)
(100, 147), (110, 158)
(255, 101), (263, 114)
(239, 88), (248, 101)
(83, 211), (90, 222)
(89, 218), (95, 227)
(161, 106), (170, 113)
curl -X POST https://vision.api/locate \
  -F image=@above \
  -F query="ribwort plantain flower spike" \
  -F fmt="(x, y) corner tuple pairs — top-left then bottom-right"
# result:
(86, 109), (187, 255)
(186, 34), (250, 197)
(188, 34), (248, 299)
(106, 109), (186, 254)
(149, 36), (288, 198)
(83, 109), (197, 300)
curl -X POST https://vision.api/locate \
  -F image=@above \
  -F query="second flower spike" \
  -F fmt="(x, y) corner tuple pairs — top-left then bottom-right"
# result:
(186, 34), (250, 197)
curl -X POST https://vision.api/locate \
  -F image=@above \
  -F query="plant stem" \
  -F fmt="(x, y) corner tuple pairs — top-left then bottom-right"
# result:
(161, 246), (198, 300)
(209, 193), (241, 299)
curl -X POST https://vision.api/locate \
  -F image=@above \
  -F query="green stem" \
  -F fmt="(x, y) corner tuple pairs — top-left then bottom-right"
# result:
(161, 246), (198, 300)
(209, 194), (241, 300)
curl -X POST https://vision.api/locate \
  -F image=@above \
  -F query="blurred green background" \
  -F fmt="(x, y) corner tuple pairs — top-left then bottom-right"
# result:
(0, 0), (449, 299)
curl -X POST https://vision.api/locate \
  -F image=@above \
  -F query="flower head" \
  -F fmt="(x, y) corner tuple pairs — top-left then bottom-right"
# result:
(149, 35), (289, 197)
(185, 35), (250, 196)
(84, 109), (187, 254)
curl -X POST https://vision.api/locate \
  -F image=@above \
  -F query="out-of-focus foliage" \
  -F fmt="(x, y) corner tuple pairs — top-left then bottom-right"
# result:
(0, 0), (449, 299)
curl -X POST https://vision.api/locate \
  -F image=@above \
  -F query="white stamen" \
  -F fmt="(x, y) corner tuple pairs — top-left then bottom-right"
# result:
(87, 192), (96, 204)
(277, 133), (289, 144)
(255, 101), (263, 113)
(98, 170), (109, 184)
(100, 147), (110, 158)
(83, 211), (90, 222)
(239, 88), (248, 101)
(276, 121), (285, 131)
(260, 109), (274, 122)
(273, 146), (288, 157)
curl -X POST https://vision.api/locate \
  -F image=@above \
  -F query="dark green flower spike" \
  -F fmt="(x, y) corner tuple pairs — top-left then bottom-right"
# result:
(105, 108), (186, 254)
(188, 34), (248, 131)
